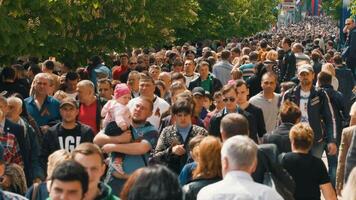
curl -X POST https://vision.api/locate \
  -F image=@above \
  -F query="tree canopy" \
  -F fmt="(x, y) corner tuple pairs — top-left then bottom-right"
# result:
(0, 0), (278, 64)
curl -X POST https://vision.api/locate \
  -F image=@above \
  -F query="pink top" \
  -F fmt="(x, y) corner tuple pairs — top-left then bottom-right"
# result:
(101, 100), (131, 128)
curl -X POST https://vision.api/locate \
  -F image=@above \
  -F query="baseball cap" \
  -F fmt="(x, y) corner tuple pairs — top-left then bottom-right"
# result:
(192, 87), (206, 96)
(298, 64), (314, 75)
(60, 98), (78, 109)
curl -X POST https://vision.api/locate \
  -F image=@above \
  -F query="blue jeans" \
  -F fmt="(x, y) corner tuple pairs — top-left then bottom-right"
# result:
(311, 141), (337, 187)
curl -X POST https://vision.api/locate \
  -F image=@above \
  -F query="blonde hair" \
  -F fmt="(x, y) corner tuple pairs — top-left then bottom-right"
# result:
(321, 63), (336, 76)
(47, 149), (71, 179)
(289, 123), (314, 151)
(266, 50), (278, 61)
(342, 167), (356, 200)
(193, 136), (222, 179)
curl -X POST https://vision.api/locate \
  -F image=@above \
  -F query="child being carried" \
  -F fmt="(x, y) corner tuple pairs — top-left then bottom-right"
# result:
(101, 83), (132, 178)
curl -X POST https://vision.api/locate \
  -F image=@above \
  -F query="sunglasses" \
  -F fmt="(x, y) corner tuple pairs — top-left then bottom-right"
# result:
(223, 97), (235, 102)
(130, 62), (137, 65)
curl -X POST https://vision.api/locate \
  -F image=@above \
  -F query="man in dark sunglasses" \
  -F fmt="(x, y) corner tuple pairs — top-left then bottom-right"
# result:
(208, 83), (263, 143)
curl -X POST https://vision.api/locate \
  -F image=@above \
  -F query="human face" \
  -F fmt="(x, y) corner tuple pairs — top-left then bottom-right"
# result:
(184, 60), (195, 74)
(139, 81), (155, 97)
(132, 99), (152, 124)
(60, 105), (78, 123)
(199, 65), (209, 79)
(261, 75), (276, 95)
(49, 180), (84, 200)
(129, 58), (137, 69)
(345, 19), (355, 30)
(67, 79), (79, 93)
(235, 85), (249, 105)
(73, 153), (105, 190)
(6, 101), (21, 121)
(175, 112), (191, 128)
(149, 68), (160, 81)
(120, 56), (129, 66)
(298, 71), (314, 87)
(76, 85), (91, 103)
(117, 94), (131, 105)
(98, 82), (113, 100)
(158, 74), (171, 88)
(127, 76), (140, 92)
(0, 100), (8, 118)
(214, 96), (225, 111)
(173, 64), (183, 73)
(35, 77), (50, 96)
(282, 41), (290, 52)
(193, 94), (204, 109)
(223, 89), (237, 112)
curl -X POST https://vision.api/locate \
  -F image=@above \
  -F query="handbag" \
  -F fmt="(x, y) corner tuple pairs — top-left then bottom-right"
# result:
(261, 151), (295, 200)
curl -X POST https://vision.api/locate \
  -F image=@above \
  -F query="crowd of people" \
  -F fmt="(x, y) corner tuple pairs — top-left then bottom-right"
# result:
(0, 15), (355, 200)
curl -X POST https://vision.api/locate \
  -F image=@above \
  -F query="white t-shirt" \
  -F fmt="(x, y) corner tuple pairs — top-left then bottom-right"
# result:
(128, 96), (170, 129)
(300, 90), (310, 123)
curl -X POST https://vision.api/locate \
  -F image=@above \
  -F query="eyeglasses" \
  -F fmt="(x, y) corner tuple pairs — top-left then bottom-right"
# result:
(223, 97), (235, 102)
(130, 62), (137, 65)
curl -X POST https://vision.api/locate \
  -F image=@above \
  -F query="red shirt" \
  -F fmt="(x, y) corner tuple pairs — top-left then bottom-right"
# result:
(78, 100), (98, 134)
(112, 65), (128, 80)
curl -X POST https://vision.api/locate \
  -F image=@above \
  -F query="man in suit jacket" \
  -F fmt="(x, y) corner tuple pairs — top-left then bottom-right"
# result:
(0, 96), (23, 166)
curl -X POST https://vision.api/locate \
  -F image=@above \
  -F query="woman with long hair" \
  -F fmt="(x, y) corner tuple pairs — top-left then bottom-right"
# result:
(182, 136), (222, 200)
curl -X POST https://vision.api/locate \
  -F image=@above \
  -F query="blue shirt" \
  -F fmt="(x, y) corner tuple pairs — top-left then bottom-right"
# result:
(179, 162), (197, 185)
(24, 96), (60, 126)
(120, 123), (158, 174)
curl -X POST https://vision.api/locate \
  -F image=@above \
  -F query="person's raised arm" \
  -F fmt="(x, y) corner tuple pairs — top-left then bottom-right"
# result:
(102, 140), (151, 155)
(93, 129), (131, 146)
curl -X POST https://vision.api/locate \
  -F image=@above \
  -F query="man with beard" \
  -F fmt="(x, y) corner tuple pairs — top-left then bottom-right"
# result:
(282, 64), (337, 159)
(94, 97), (158, 194)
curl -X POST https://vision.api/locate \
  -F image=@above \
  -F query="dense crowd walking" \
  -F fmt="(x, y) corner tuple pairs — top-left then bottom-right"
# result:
(0, 16), (355, 200)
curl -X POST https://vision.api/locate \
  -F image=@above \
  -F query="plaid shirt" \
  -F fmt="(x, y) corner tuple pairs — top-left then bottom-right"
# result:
(0, 127), (23, 167)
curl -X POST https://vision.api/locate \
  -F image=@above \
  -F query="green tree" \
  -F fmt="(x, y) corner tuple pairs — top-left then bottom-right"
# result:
(0, 0), (198, 65)
(176, 0), (279, 42)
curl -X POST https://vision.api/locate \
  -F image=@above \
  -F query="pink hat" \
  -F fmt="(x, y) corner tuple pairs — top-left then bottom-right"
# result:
(114, 83), (130, 99)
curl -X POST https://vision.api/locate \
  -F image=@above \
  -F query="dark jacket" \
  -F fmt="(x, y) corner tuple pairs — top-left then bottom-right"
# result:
(188, 75), (223, 95)
(208, 108), (260, 143)
(336, 65), (354, 112)
(16, 118), (43, 184)
(40, 122), (94, 173)
(280, 49), (296, 82)
(282, 85), (336, 143)
(25, 182), (48, 200)
(153, 125), (208, 174)
(321, 84), (348, 145)
(182, 177), (221, 200)
(263, 122), (294, 153)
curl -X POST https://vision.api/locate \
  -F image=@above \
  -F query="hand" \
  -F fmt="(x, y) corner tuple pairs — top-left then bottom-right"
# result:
(40, 125), (50, 134)
(0, 175), (11, 188)
(119, 131), (132, 143)
(119, 122), (128, 131)
(102, 144), (117, 154)
(172, 144), (186, 156)
(327, 143), (337, 156)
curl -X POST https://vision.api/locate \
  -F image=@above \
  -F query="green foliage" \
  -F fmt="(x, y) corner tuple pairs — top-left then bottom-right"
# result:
(322, 0), (342, 20)
(352, 0), (356, 16)
(0, 0), (278, 65)
(176, 0), (279, 42)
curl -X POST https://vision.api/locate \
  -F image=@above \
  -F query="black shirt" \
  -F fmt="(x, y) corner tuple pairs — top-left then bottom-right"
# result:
(282, 152), (330, 200)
